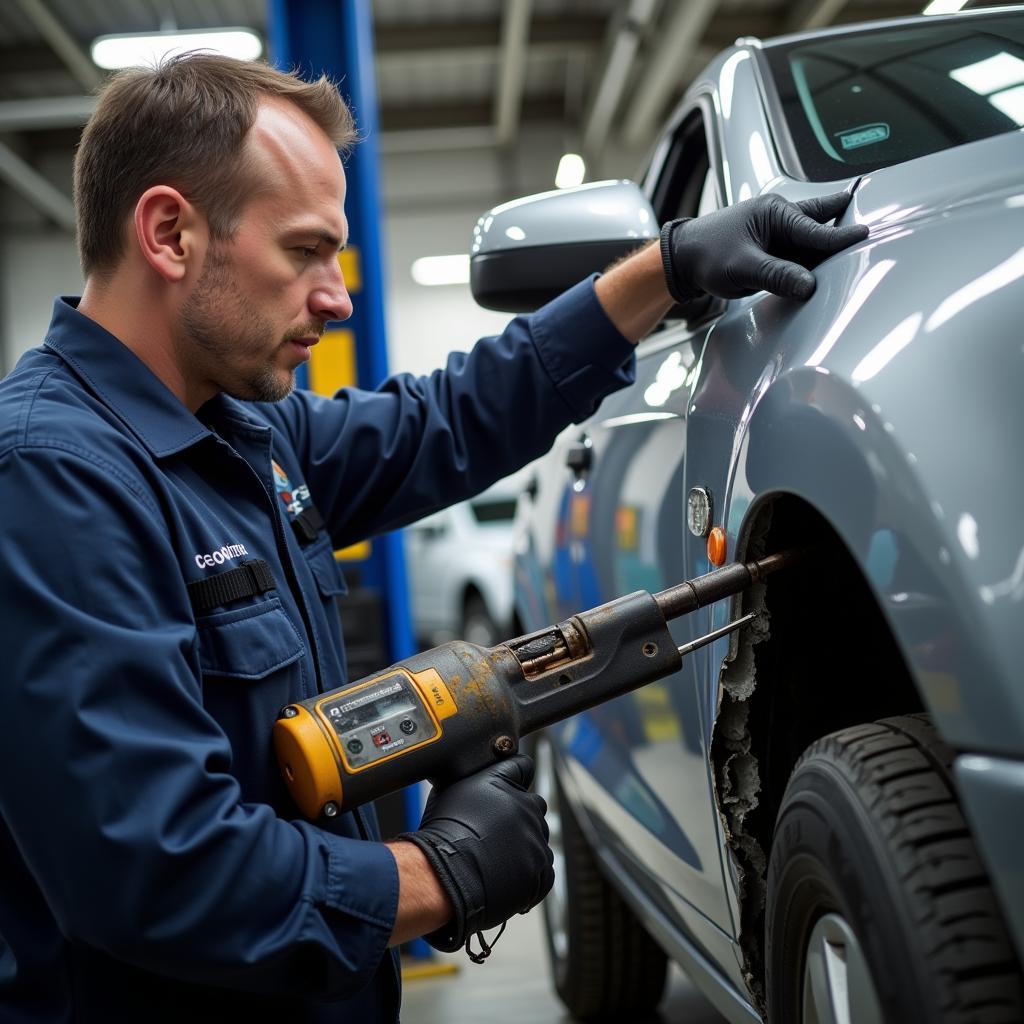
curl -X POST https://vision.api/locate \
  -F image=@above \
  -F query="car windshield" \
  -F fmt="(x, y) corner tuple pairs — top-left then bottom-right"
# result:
(469, 498), (517, 524)
(763, 11), (1024, 181)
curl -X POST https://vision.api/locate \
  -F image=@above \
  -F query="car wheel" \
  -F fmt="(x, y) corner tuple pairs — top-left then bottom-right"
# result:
(534, 734), (668, 1021)
(462, 592), (500, 647)
(766, 714), (1024, 1024)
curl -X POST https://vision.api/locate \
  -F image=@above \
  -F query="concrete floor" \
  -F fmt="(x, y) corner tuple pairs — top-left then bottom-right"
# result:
(400, 903), (728, 1024)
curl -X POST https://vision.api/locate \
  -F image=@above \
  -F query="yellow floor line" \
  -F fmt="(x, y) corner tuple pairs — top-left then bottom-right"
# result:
(401, 958), (460, 981)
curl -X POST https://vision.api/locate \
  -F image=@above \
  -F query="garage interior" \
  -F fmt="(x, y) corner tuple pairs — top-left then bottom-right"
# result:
(0, 0), (938, 380)
(1, 1), (1022, 1022)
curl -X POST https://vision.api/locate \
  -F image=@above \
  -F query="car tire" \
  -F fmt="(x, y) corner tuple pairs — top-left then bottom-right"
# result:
(462, 592), (500, 647)
(534, 735), (668, 1021)
(766, 713), (1024, 1024)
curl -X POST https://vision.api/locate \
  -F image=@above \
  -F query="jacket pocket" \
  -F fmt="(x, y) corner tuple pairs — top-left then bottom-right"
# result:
(301, 536), (349, 680)
(196, 598), (305, 680)
(303, 536), (348, 599)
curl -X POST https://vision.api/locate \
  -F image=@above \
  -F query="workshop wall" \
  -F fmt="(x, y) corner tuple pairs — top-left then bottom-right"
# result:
(1, 232), (83, 371)
(384, 207), (510, 378)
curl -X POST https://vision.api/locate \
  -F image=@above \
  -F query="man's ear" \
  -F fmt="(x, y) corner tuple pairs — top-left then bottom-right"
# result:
(133, 186), (207, 283)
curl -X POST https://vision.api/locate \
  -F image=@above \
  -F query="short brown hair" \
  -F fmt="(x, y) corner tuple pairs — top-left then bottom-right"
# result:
(73, 53), (356, 278)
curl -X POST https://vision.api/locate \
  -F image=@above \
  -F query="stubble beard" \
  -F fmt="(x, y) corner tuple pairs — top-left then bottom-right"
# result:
(179, 244), (294, 404)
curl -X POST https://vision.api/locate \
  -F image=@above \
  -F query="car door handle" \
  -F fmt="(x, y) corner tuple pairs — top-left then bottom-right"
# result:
(565, 438), (593, 477)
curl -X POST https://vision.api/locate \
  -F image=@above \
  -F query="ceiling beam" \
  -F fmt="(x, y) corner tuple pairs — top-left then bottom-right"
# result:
(0, 140), (75, 230)
(375, 14), (604, 62)
(0, 44), (66, 76)
(838, 1), (928, 25)
(621, 0), (723, 148)
(0, 95), (95, 132)
(0, 91), (567, 147)
(12, 0), (102, 93)
(379, 125), (498, 155)
(494, 0), (532, 146)
(786, 0), (853, 32)
(380, 96), (565, 134)
(701, 12), (789, 47)
(582, 0), (659, 157)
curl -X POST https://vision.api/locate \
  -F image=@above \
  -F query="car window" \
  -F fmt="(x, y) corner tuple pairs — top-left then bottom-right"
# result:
(645, 107), (726, 330)
(696, 167), (718, 217)
(650, 109), (718, 224)
(469, 498), (517, 524)
(763, 10), (1024, 180)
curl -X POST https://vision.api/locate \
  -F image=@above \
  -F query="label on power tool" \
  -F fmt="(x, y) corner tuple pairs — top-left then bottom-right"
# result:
(317, 671), (439, 772)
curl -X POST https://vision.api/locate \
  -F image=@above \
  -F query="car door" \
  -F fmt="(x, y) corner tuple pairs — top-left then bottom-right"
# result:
(552, 102), (742, 947)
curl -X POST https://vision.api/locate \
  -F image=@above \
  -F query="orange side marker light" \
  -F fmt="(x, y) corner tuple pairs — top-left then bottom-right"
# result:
(707, 527), (727, 566)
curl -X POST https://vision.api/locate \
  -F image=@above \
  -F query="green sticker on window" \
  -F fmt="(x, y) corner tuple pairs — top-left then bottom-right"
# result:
(836, 123), (890, 150)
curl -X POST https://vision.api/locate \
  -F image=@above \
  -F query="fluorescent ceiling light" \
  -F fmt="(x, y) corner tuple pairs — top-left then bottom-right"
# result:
(922, 0), (967, 14)
(91, 28), (263, 71)
(950, 51), (1024, 94)
(411, 254), (469, 287)
(555, 153), (586, 189)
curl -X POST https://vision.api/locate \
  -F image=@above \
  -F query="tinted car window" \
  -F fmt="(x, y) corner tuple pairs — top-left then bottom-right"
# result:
(469, 498), (517, 523)
(764, 12), (1024, 180)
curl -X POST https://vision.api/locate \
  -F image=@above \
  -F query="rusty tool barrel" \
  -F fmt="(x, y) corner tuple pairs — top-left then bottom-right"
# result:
(653, 549), (803, 622)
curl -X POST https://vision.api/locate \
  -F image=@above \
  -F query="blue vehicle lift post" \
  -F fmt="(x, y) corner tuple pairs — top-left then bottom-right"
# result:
(266, 0), (431, 963)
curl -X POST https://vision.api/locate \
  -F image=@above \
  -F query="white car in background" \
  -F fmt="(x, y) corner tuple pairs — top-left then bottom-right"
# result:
(404, 477), (524, 648)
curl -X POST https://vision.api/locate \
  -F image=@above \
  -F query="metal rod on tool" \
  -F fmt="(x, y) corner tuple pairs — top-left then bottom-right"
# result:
(677, 612), (756, 657)
(654, 549), (803, 622)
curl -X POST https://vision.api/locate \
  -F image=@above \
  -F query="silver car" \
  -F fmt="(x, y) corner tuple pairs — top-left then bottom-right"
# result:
(471, 7), (1024, 1023)
(404, 480), (521, 648)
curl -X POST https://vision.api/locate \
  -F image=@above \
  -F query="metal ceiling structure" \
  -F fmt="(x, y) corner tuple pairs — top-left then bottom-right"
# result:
(0, 0), (1013, 229)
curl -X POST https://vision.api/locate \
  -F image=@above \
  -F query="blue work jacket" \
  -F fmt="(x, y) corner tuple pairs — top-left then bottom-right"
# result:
(0, 281), (634, 1023)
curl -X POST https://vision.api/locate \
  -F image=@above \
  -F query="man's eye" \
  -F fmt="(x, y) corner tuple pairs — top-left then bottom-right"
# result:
(297, 246), (317, 259)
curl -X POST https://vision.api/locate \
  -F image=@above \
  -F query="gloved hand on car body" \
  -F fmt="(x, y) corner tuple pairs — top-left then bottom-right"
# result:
(398, 754), (553, 959)
(660, 189), (869, 303)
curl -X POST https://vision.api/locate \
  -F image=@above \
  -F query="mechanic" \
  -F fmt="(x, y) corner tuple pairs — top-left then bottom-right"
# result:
(0, 54), (867, 1023)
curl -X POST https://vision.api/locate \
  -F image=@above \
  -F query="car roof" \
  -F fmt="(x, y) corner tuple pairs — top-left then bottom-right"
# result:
(753, 4), (1024, 51)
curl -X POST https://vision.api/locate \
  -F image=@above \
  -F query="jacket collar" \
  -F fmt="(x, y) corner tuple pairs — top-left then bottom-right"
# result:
(43, 297), (266, 457)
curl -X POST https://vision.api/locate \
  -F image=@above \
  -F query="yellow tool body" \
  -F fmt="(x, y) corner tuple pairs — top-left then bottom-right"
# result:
(274, 551), (798, 820)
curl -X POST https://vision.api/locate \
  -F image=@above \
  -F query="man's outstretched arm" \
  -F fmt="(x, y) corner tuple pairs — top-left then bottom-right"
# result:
(595, 190), (869, 343)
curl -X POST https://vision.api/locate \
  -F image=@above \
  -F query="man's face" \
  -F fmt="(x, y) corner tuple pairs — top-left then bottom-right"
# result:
(178, 98), (352, 404)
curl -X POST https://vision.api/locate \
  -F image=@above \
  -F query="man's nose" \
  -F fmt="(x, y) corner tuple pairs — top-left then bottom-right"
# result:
(310, 263), (353, 323)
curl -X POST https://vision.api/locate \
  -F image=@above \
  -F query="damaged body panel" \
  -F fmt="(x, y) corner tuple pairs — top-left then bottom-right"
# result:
(500, 9), (1024, 1021)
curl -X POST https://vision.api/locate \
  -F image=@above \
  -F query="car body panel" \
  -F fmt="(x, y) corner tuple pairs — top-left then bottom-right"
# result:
(502, 10), (1024, 1011)
(711, 141), (1024, 755)
(541, 331), (734, 933)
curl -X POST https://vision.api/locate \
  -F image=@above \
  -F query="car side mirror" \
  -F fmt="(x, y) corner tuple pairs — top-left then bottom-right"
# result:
(470, 180), (658, 313)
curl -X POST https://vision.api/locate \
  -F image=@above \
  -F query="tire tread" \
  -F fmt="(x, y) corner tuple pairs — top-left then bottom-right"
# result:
(546, 761), (668, 1020)
(786, 714), (1023, 1022)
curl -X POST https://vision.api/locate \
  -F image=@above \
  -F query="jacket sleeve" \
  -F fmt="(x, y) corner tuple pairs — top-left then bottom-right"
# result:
(0, 441), (397, 997)
(261, 275), (636, 548)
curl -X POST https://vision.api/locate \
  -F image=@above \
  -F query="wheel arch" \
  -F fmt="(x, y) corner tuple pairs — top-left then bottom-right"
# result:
(708, 358), (995, 1006)
(728, 364), (1017, 751)
(711, 490), (926, 1008)
(704, 359), (1021, 1006)
(461, 581), (486, 613)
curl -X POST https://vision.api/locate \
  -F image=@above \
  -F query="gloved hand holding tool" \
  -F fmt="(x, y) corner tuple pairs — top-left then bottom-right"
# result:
(398, 754), (552, 960)
(660, 189), (869, 302)
(275, 552), (805, 958)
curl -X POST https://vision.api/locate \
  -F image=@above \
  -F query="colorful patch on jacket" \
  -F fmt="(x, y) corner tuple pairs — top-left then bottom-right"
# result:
(271, 459), (313, 520)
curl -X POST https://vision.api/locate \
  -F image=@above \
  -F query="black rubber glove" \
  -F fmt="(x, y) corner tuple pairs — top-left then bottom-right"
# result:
(660, 190), (869, 303)
(398, 754), (553, 957)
